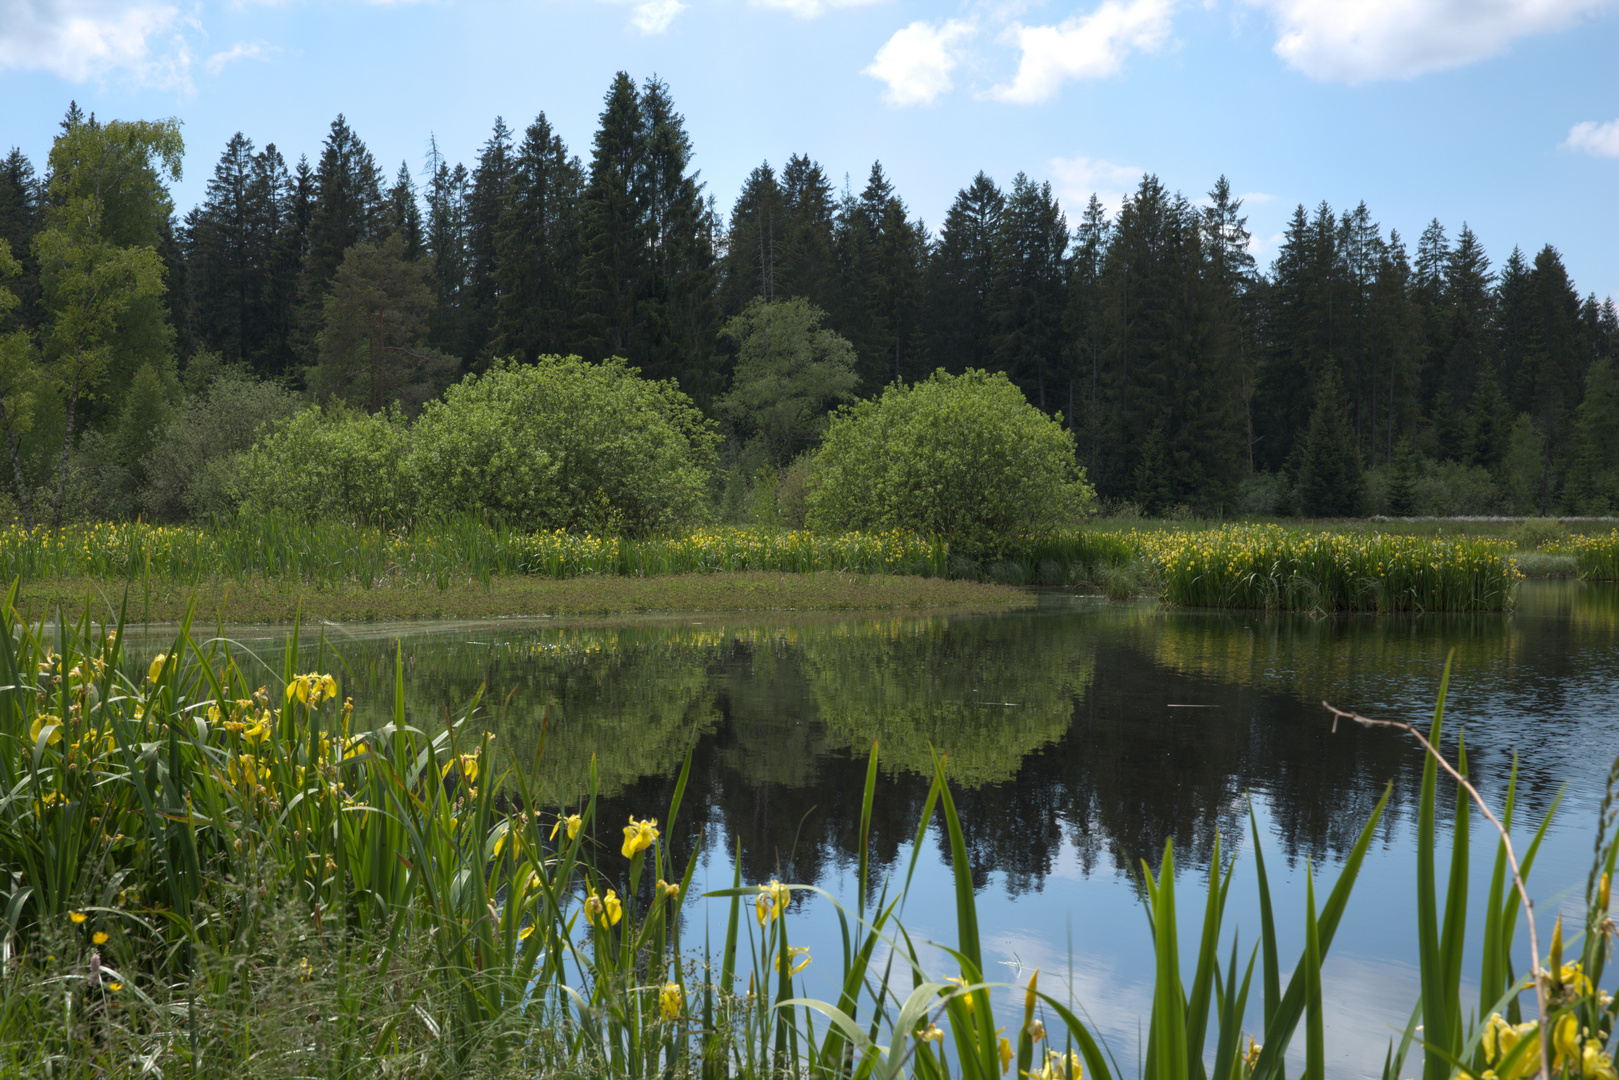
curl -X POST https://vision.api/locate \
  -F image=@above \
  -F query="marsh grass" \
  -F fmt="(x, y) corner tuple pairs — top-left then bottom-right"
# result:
(1135, 525), (1522, 612)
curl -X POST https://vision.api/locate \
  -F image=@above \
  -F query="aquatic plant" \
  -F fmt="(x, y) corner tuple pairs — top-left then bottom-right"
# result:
(1133, 524), (1521, 612)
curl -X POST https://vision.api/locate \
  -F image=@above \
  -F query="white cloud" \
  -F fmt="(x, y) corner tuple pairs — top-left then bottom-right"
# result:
(1563, 118), (1619, 158)
(630, 0), (686, 33)
(0, 0), (193, 85)
(987, 0), (1175, 104)
(592, 0), (688, 34)
(1250, 0), (1612, 83)
(204, 40), (274, 75)
(1049, 154), (1141, 216)
(863, 18), (976, 107)
(750, 0), (883, 17)
(1240, 190), (1275, 204)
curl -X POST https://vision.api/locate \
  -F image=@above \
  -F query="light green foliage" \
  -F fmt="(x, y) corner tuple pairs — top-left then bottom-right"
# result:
(412, 356), (718, 534)
(35, 117), (183, 527)
(718, 297), (858, 468)
(237, 406), (418, 527)
(139, 366), (302, 520)
(806, 368), (1093, 550)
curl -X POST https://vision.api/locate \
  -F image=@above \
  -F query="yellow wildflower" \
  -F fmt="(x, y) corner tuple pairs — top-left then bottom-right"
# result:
(550, 812), (582, 841)
(621, 815), (659, 858)
(93, 931), (108, 945)
(998, 1030), (1013, 1074)
(659, 981), (684, 1021)
(29, 714), (62, 747)
(755, 879), (789, 926)
(919, 1023), (945, 1043)
(776, 945), (811, 976)
(147, 654), (167, 684)
(585, 889), (622, 931)
(70, 911), (87, 924)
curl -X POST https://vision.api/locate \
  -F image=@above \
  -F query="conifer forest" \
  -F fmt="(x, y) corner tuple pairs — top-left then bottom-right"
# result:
(3, 73), (1617, 523)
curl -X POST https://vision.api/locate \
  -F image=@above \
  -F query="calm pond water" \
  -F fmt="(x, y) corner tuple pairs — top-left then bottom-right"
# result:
(166, 578), (1619, 1078)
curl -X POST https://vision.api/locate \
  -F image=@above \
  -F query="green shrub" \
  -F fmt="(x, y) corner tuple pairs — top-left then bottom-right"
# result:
(411, 356), (718, 535)
(236, 405), (418, 527)
(1506, 517), (1568, 550)
(805, 369), (1093, 550)
(138, 367), (302, 521)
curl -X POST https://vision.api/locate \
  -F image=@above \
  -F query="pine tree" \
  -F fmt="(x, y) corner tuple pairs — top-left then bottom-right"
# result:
(464, 117), (514, 365)
(1568, 356), (1619, 512)
(1387, 436), (1418, 516)
(302, 116), (385, 298)
(423, 137), (471, 360)
(777, 155), (838, 313)
(184, 132), (258, 363)
(636, 76), (720, 396)
(0, 149), (40, 335)
(491, 112), (584, 362)
(1495, 246), (1534, 412)
(1202, 177), (1258, 471)
(384, 162), (423, 261)
(1066, 194), (1111, 468)
(578, 72), (649, 362)
(926, 172), (1003, 373)
(836, 163), (926, 388)
(1470, 365), (1511, 472)
(1297, 367), (1364, 516)
(988, 173), (1067, 410)
(719, 162), (784, 316)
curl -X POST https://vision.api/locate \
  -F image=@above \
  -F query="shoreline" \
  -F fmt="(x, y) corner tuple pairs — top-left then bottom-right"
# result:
(9, 570), (1036, 624)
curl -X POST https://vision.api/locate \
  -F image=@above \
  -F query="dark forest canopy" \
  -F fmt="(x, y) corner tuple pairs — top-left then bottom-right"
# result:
(2, 76), (1617, 523)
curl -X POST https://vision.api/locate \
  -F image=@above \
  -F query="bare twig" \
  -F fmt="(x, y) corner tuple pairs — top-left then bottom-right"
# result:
(1324, 701), (1552, 1080)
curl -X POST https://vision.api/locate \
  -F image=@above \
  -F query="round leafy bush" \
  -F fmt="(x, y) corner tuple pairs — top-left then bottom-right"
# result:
(805, 369), (1092, 550)
(411, 356), (718, 534)
(236, 406), (418, 527)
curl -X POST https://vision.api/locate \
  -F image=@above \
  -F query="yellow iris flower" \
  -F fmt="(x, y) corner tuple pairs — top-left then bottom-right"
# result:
(621, 815), (659, 858)
(756, 879), (789, 926)
(586, 889), (623, 931)
(659, 981), (684, 1020)
(550, 813), (582, 841)
(29, 714), (62, 747)
(776, 945), (811, 976)
(147, 654), (167, 684)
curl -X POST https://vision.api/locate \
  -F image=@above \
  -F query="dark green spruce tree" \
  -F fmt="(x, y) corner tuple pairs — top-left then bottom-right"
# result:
(491, 112), (584, 362)
(925, 171), (1002, 373)
(1297, 367), (1364, 516)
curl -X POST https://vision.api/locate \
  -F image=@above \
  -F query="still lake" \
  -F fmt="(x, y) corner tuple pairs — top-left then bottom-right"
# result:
(178, 577), (1619, 1078)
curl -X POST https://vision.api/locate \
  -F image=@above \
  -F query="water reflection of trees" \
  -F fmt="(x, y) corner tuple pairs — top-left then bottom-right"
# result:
(313, 583), (1619, 899)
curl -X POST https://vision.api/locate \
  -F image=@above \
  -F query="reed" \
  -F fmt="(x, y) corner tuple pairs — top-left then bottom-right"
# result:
(1134, 524), (1522, 612)
(1551, 530), (1619, 581)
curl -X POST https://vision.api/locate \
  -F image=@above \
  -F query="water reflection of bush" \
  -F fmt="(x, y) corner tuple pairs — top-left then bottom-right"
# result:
(329, 588), (1614, 899)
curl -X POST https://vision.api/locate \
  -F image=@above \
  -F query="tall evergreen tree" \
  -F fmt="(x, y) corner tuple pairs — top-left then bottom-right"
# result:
(464, 117), (515, 365)
(988, 173), (1067, 410)
(1297, 366), (1363, 516)
(0, 149), (40, 334)
(423, 136), (471, 360)
(636, 75), (720, 396)
(926, 172), (1002, 374)
(777, 155), (838, 313)
(578, 73), (649, 363)
(491, 112), (584, 362)
(1201, 177), (1258, 471)
(719, 162), (784, 316)
(384, 162), (424, 261)
(835, 163), (926, 388)
(1067, 194), (1111, 466)
(302, 116), (385, 298)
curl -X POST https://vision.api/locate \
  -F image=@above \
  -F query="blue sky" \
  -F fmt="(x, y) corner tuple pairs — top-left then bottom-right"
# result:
(2, 0), (1616, 302)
